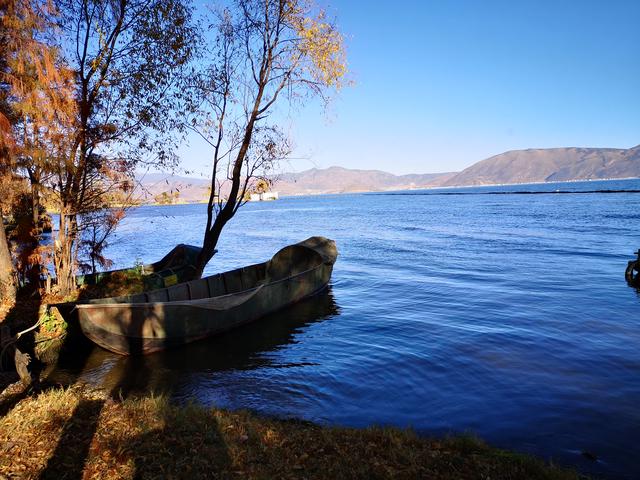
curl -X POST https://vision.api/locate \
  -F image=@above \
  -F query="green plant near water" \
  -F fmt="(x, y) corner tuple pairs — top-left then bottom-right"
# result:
(39, 308), (67, 337)
(34, 307), (69, 362)
(132, 257), (144, 275)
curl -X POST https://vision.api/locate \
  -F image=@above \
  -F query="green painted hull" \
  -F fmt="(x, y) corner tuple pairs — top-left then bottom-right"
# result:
(76, 237), (337, 355)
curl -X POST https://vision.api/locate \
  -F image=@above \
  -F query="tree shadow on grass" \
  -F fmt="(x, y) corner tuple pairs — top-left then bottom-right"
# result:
(38, 398), (104, 480)
(35, 314), (145, 479)
(130, 405), (232, 479)
(35, 333), (233, 479)
(37, 351), (233, 479)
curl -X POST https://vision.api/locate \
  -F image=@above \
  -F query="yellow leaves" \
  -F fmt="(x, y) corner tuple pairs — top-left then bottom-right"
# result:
(254, 178), (270, 194)
(261, 427), (281, 446)
(294, 11), (347, 89)
(0, 112), (15, 151)
(2, 0), (78, 169)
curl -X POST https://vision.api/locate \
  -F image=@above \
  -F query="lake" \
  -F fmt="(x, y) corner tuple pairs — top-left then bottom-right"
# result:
(50, 179), (640, 479)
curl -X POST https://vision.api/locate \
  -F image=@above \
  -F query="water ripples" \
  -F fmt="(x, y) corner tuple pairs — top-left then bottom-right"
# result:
(47, 179), (640, 479)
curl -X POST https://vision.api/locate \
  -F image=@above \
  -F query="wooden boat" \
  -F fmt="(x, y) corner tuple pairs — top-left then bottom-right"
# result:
(75, 237), (337, 355)
(76, 244), (203, 290)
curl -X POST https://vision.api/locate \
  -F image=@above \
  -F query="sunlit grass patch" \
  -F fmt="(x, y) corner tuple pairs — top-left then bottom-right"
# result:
(0, 386), (586, 479)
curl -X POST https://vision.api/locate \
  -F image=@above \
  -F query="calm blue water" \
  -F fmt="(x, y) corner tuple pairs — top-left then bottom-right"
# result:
(51, 179), (640, 478)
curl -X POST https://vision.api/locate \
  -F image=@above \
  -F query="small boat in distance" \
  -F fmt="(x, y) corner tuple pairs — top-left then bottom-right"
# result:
(76, 244), (203, 290)
(75, 237), (337, 355)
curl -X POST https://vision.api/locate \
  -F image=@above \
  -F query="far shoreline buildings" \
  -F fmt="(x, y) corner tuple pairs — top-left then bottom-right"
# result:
(249, 191), (279, 202)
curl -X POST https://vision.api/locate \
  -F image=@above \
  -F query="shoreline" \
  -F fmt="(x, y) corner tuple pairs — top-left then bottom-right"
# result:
(41, 176), (640, 214)
(43, 175), (640, 213)
(0, 382), (584, 479)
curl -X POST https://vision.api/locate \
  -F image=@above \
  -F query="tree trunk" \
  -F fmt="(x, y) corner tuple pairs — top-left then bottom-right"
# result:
(54, 211), (77, 296)
(31, 181), (40, 230)
(0, 222), (16, 306)
(28, 169), (41, 230)
(194, 220), (224, 279)
(195, 100), (263, 279)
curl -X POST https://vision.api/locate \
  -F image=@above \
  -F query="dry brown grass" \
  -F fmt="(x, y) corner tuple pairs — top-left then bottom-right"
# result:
(0, 386), (585, 480)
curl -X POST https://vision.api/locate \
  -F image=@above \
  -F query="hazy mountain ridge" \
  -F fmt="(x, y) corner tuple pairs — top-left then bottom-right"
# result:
(135, 167), (456, 202)
(135, 145), (640, 202)
(135, 173), (210, 203)
(275, 166), (456, 195)
(444, 145), (640, 186)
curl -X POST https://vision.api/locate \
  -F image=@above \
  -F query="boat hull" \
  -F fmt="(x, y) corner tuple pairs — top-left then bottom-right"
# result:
(76, 237), (337, 355)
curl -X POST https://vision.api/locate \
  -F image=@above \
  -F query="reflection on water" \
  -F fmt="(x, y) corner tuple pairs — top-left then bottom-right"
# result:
(48, 288), (339, 398)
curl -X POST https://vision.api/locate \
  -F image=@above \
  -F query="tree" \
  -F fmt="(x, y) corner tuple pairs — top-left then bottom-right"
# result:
(0, 158), (16, 305)
(190, 0), (347, 277)
(77, 208), (124, 274)
(1, 0), (80, 298)
(0, 109), (14, 309)
(1, 0), (193, 297)
(45, 0), (198, 294)
(1, 0), (20, 306)
(0, 219), (14, 306)
(154, 191), (178, 205)
(254, 178), (269, 194)
(0, 0), (37, 304)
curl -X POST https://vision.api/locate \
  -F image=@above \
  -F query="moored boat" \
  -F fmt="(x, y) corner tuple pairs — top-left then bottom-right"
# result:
(75, 236), (337, 355)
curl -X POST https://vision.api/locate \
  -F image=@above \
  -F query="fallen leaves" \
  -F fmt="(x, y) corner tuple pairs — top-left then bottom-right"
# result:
(0, 386), (584, 480)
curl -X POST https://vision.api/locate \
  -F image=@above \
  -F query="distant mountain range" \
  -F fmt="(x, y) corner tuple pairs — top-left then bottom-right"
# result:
(444, 145), (640, 186)
(135, 172), (211, 203)
(274, 167), (456, 195)
(134, 168), (457, 202)
(136, 145), (640, 202)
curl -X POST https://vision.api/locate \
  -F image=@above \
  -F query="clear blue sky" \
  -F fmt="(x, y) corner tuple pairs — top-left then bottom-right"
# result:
(178, 0), (640, 176)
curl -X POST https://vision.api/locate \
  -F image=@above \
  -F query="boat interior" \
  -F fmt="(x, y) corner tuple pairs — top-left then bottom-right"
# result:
(76, 244), (202, 287)
(86, 244), (323, 305)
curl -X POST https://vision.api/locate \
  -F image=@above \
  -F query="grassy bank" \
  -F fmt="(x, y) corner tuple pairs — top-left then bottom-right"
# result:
(0, 385), (584, 480)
